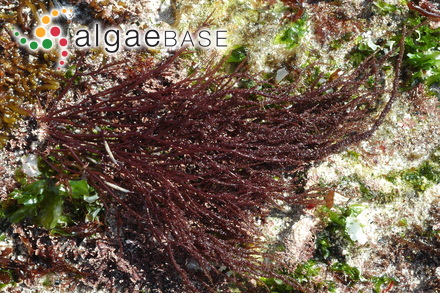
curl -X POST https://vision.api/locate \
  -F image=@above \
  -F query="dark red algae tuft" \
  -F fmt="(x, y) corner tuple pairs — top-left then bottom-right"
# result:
(35, 33), (405, 291)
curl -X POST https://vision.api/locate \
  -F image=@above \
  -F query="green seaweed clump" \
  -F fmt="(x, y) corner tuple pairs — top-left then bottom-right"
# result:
(405, 18), (440, 87)
(275, 18), (308, 49)
(3, 157), (102, 234)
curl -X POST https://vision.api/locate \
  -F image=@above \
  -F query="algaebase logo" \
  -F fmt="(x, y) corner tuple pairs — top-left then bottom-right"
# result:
(10, 8), (72, 71)
(10, 7), (228, 72)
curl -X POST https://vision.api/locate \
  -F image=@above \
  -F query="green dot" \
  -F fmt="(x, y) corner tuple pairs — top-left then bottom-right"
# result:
(14, 32), (19, 36)
(42, 39), (52, 49)
(20, 38), (27, 44)
(29, 41), (38, 50)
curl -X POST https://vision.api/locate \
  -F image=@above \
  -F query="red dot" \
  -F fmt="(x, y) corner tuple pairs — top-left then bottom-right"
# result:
(61, 51), (68, 57)
(60, 61), (65, 65)
(57, 68), (60, 70)
(50, 26), (61, 37)
(59, 38), (68, 46)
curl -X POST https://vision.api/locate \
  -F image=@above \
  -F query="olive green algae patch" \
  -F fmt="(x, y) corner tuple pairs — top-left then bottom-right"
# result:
(0, 18), (61, 147)
(384, 151), (440, 193)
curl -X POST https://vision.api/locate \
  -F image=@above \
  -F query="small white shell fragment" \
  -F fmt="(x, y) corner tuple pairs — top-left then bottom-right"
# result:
(21, 154), (41, 177)
(276, 68), (289, 83)
(346, 212), (368, 245)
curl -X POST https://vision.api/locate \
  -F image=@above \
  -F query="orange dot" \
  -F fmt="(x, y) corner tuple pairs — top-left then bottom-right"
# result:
(35, 27), (46, 38)
(41, 15), (50, 24)
(62, 8), (67, 13)
(52, 10), (59, 16)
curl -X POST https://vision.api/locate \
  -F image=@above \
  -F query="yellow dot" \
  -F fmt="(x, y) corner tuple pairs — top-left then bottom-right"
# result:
(52, 10), (59, 17)
(36, 27), (46, 38)
(62, 8), (67, 13)
(41, 15), (50, 24)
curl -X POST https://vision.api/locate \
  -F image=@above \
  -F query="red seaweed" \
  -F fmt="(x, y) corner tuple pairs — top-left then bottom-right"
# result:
(34, 33), (405, 290)
(408, 1), (440, 19)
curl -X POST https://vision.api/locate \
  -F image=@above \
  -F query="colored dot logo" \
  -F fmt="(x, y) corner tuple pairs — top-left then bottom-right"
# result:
(11, 8), (73, 71)
(42, 15), (51, 24)
(59, 38), (68, 46)
(30, 41), (38, 50)
(42, 39), (53, 49)
(51, 27), (61, 37)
